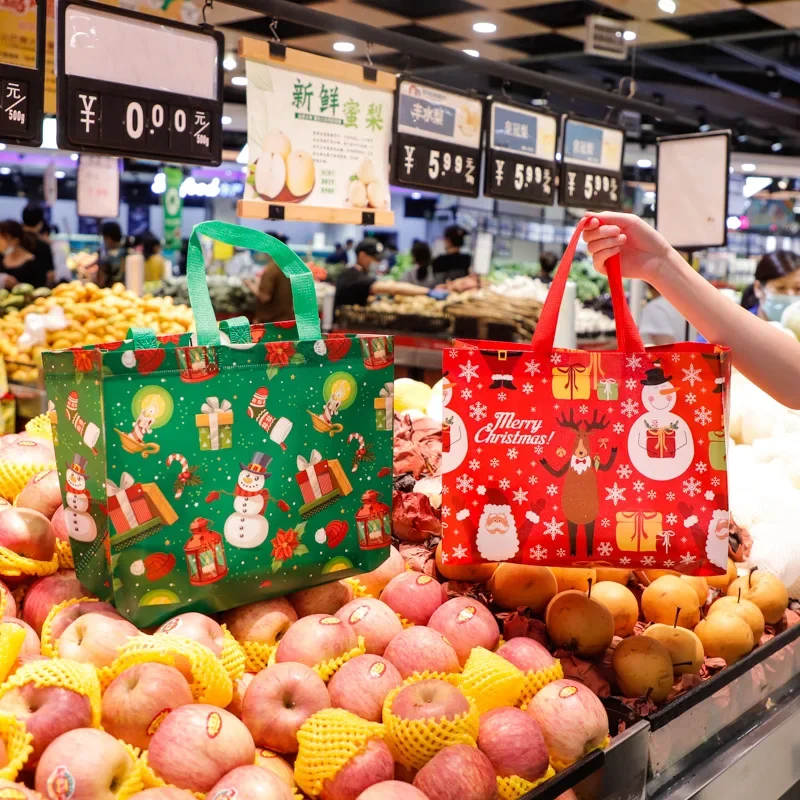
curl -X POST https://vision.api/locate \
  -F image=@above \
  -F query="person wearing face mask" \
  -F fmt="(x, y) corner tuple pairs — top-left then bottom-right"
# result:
(0, 220), (49, 289)
(740, 251), (800, 321)
(582, 212), (800, 409)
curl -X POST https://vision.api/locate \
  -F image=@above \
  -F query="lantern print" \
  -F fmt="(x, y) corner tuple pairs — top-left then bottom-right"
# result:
(359, 335), (394, 370)
(184, 518), (228, 585)
(354, 490), (392, 550)
(175, 345), (220, 383)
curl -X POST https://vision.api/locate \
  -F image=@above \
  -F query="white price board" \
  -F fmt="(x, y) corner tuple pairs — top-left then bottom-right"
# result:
(77, 154), (120, 218)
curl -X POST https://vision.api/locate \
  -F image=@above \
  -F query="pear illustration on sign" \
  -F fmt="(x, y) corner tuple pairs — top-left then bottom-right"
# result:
(628, 364), (694, 480)
(253, 129), (315, 202)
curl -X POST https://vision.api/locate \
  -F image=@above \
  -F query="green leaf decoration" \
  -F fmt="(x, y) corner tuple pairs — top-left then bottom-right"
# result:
(295, 521), (307, 538)
(267, 366), (278, 381)
(294, 544), (309, 557)
(75, 371), (84, 385)
(289, 353), (306, 365)
(271, 558), (284, 573)
(113, 577), (123, 592)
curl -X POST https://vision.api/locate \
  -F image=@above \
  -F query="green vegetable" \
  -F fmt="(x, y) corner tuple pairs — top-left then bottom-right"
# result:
(11, 283), (33, 296)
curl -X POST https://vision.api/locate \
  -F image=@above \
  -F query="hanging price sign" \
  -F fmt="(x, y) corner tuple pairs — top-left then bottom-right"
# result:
(484, 99), (558, 206)
(391, 79), (483, 198)
(56, 0), (223, 165)
(558, 116), (625, 210)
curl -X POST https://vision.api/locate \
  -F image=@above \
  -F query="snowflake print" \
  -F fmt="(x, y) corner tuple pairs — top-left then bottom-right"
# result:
(490, 458), (500, 468)
(543, 517), (564, 540)
(606, 482), (626, 506)
(601, 518), (611, 528)
(666, 491), (676, 502)
(546, 484), (559, 497)
(641, 555), (656, 567)
(452, 544), (469, 560)
(499, 478), (511, 490)
(598, 542), (613, 557)
(534, 445), (544, 455)
(456, 474), (474, 493)
(694, 407), (712, 426)
(469, 459), (481, 471)
(664, 559), (675, 568)
(671, 353), (681, 362)
(528, 475), (538, 485)
(682, 364), (703, 387)
(680, 552), (697, 565)
(633, 480), (645, 493)
(461, 387), (472, 400)
(666, 513), (678, 527)
(621, 399), (640, 418)
(523, 383), (534, 395)
(620, 556), (631, 565)
(530, 544), (548, 561)
(507, 448), (519, 460)
(683, 477), (701, 497)
(711, 477), (721, 487)
(513, 488), (529, 505)
(551, 353), (562, 364)
(579, 404), (589, 414)
(498, 392), (507, 402)
(695, 461), (708, 474)
(705, 490), (715, 501)
(442, 485), (449, 495)
(647, 490), (657, 500)
(459, 360), (479, 384)
(470, 402), (487, 421)
(613, 422), (625, 435)
(557, 548), (566, 558)
(625, 378), (638, 391)
(525, 359), (541, 376)
(617, 464), (632, 480)
(440, 551), (449, 563)
(685, 393), (697, 405)
(441, 506), (451, 518)
(626, 354), (642, 370)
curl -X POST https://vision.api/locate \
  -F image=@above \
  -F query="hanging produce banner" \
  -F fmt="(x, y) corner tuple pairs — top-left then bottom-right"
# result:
(238, 40), (396, 225)
(558, 115), (625, 210)
(483, 98), (558, 206)
(390, 78), (483, 198)
(162, 166), (184, 250)
(76, 155), (120, 219)
(56, 0), (223, 165)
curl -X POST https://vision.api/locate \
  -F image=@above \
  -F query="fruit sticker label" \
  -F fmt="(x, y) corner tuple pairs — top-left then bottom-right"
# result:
(206, 711), (222, 738)
(369, 661), (386, 679)
(46, 766), (75, 800)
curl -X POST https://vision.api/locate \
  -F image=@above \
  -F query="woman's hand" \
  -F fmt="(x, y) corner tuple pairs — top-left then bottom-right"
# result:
(582, 212), (673, 283)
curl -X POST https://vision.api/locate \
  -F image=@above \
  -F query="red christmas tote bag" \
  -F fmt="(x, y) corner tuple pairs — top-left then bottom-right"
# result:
(441, 217), (730, 576)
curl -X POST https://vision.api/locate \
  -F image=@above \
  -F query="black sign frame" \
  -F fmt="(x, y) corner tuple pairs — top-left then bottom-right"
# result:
(56, 0), (224, 166)
(0, 0), (46, 147)
(558, 113), (626, 211)
(483, 96), (559, 207)
(390, 75), (484, 199)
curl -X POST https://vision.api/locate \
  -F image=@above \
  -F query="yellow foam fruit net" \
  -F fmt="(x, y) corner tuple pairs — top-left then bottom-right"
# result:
(113, 741), (146, 800)
(0, 658), (102, 728)
(517, 661), (564, 710)
(342, 576), (372, 598)
(25, 415), (53, 441)
(0, 712), (33, 782)
(239, 640), (276, 674)
(550, 734), (611, 774)
(138, 752), (205, 800)
(0, 587), (6, 618)
(0, 624), (26, 685)
(496, 765), (556, 800)
(383, 671), (480, 772)
(459, 647), (525, 715)
(41, 596), (98, 657)
(104, 634), (233, 707)
(0, 458), (56, 503)
(266, 635), (366, 682)
(55, 538), (74, 569)
(294, 708), (385, 798)
(0, 546), (58, 579)
(220, 626), (246, 682)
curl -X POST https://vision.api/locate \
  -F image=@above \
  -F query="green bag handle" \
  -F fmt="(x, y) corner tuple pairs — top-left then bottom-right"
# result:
(128, 327), (159, 349)
(127, 316), (252, 350)
(187, 221), (321, 346)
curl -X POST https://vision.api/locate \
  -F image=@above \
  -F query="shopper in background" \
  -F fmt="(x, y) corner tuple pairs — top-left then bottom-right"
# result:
(583, 212), (800, 409)
(400, 240), (438, 288)
(740, 251), (800, 320)
(538, 251), (558, 285)
(21, 205), (55, 286)
(639, 287), (689, 344)
(96, 222), (129, 287)
(326, 243), (347, 265)
(344, 238), (356, 266)
(432, 225), (471, 281)
(138, 233), (167, 283)
(0, 220), (48, 288)
(245, 253), (295, 324)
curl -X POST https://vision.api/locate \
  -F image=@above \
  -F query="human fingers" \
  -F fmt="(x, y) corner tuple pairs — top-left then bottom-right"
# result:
(586, 233), (627, 255)
(592, 246), (621, 274)
(583, 224), (622, 244)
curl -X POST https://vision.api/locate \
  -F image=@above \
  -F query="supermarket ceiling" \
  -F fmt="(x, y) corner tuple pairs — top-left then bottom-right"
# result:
(212, 0), (800, 154)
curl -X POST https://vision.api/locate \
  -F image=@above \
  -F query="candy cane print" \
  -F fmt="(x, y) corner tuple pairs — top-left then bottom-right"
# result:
(166, 453), (190, 498)
(348, 432), (366, 472)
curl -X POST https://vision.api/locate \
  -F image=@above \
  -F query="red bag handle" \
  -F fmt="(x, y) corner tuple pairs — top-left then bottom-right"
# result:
(531, 216), (644, 356)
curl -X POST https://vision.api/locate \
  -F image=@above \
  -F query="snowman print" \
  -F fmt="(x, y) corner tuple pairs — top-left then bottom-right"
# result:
(63, 454), (97, 543)
(628, 365), (694, 480)
(441, 375), (468, 476)
(223, 451), (272, 549)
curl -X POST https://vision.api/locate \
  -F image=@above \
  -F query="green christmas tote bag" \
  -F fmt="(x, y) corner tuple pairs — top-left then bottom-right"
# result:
(43, 221), (394, 627)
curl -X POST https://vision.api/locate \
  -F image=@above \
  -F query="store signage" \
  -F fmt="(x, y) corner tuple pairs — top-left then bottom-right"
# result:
(484, 99), (558, 206)
(162, 166), (183, 250)
(0, 0), (45, 146)
(558, 116), (625, 210)
(56, 0), (223, 165)
(77, 154), (120, 219)
(239, 40), (395, 225)
(391, 78), (483, 199)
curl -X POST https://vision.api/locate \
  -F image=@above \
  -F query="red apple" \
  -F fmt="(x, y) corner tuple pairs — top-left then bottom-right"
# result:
(1, 438), (54, 465)
(57, 613), (139, 668)
(0, 579), (16, 617)
(412, 745), (497, 800)
(321, 737), (394, 800)
(477, 707), (549, 780)
(382, 627), (460, 679)
(0, 508), (55, 562)
(51, 505), (68, 543)
(0, 779), (41, 799)
(0, 683), (93, 766)
(427, 598), (499, 666)
(148, 704), (255, 792)
(22, 570), (87, 635)
(101, 662), (193, 750)
(357, 546), (405, 597)
(254, 749), (295, 788)
(275, 615), (357, 668)
(288, 582), (353, 618)
(128, 790), (197, 800)
(356, 782), (429, 800)
(2, 617), (39, 657)
(380, 572), (446, 626)
(335, 598), (403, 656)
(391, 680), (469, 722)
(48, 600), (121, 644)
(526, 679), (609, 770)
(207, 765), (293, 800)
(495, 638), (556, 673)
(16, 471), (63, 520)
(221, 598), (297, 645)
(242, 662), (330, 754)
(35, 728), (139, 800)
(327, 655), (402, 722)
(155, 612), (225, 657)
(226, 672), (255, 719)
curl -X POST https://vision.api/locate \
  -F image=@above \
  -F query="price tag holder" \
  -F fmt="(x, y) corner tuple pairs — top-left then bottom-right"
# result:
(56, 0), (223, 165)
(391, 78), (483, 198)
(0, 0), (45, 146)
(558, 115), (625, 210)
(483, 98), (558, 206)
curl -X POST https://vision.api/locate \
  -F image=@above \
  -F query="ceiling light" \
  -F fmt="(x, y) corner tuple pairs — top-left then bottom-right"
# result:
(70, 153), (79, 161)
(54, 170), (65, 179)
(743, 176), (770, 197)
(727, 216), (741, 230)
(473, 21), (497, 33)
(699, 122), (711, 132)
(771, 140), (783, 153)
(411, 192), (422, 199)
(463, 49), (480, 57)
(223, 54), (237, 71)
(555, 152), (562, 161)
(333, 41), (355, 52)
(0, 143), (5, 151)
(623, 30), (637, 41)
(231, 76), (247, 86)
(741, 163), (756, 172)
(637, 158), (652, 168)
(0, 168), (9, 175)
(778, 179), (788, 189)
(221, 115), (232, 125)
(658, 0), (676, 12)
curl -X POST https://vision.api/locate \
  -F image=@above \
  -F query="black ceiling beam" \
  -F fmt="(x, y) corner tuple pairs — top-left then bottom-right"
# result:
(220, 0), (677, 119)
(713, 42), (800, 87)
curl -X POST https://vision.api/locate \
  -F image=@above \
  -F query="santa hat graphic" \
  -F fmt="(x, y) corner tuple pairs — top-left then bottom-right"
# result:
(476, 484), (520, 562)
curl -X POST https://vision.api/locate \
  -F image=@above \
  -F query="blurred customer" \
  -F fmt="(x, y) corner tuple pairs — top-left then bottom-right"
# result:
(345, 238), (356, 266)
(245, 232), (294, 324)
(400, 240), (438, 288)
(741, 251), (800, 320)
(432, 225), (471, 281)
(639, 287), (689, 344)
(0, 220), (48, 288)
(326, 243), (347, 265)
(96, 221), (129, 287)
(21, 204), (55, 286)
(138, 233), (166, 283)
(538, 251), (558, 285)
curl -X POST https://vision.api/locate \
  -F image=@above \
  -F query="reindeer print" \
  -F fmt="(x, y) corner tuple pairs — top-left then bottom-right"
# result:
(540, 409), (617, 557)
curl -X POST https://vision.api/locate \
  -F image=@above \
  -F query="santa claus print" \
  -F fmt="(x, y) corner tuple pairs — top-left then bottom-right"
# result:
(706, 509), (730, 570)
(475, 486), (520, 561)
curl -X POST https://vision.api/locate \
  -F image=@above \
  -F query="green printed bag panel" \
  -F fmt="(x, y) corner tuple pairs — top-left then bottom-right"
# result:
(43, 221), (394, 627)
